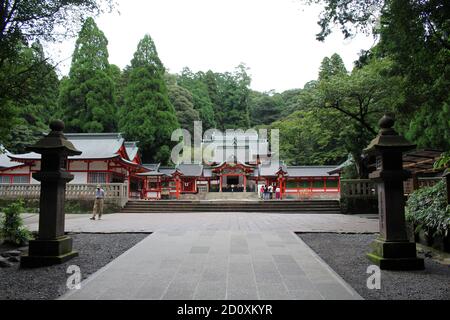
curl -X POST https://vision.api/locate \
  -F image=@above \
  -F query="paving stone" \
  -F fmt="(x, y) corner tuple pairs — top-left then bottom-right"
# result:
(257, 284), (291, 300)
(190, 246), (210, 254)
(226, 287), (259, 300)
(289, 290), (324, 300)
(61, 228), (363, 300)
(275, 262), (306, 276)
(272, 254), (297, 264)
(282, 275), (317, 291)
(194, 281), (226, 300)
(313, 282), (360, 300)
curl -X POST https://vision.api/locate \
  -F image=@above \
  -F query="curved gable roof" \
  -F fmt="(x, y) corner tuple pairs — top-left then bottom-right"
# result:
(8, 133), (126, 161)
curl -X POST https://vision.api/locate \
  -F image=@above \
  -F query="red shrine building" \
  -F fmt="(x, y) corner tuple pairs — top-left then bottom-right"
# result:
(0, 134), (147, 198)
(0, 132), (340, 200)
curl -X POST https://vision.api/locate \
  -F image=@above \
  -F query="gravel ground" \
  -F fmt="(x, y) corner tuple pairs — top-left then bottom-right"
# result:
(0, 233), (149, 300)
(299, 233), (450, 300)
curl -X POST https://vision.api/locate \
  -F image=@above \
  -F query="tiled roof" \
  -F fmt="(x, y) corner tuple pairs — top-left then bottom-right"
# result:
(0, 147), (18, 169)
(9, 133), (125, 160)
(142, 163), (160, 171)
(176, 163), (203, 177)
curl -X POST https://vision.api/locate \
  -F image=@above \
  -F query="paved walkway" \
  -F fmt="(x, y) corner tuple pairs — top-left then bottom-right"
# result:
(24, 212), (378, 233)
(62, 230), (363, 300)
(46, 213), (377, 300)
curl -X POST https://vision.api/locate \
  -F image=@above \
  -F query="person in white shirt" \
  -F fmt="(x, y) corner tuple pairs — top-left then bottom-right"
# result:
(91, 184), (105, 220)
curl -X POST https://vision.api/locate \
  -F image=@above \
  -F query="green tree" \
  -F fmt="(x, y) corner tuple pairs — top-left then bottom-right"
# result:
(0, 0), (113, 143)
(119, 34), (179, 164)
(177, 68), (216, 129)
(318, 53), (348, 80)
(305, 0), (450, 150)
(316, 57), (402, 176)
(167, 83), (200, 132)
(249, 91), (284, 126)
(271, 109), (347, 165)
(2, 42), (59, 152)
(216, 64), (251, 129)
(58, 17), (116, 133)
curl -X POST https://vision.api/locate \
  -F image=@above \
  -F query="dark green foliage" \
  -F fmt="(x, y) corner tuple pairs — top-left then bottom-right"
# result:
(434, 152), (450, 170)
(303, 0), (384, 41)
(270, 110), (347, 165)
(305, 0), (450, 151)
(249, 91), (284, 126)
(58, 17), (116, 133)
(178, 65), (251, 130)
(118, 34), (179, 164)
(0, 0), (113, 144)
(177, 68), (216, 129)
(406, 180), (450, 237)
(2, 42), (59, 153)
(318, 53), (347, 80)
(167, 83), (200, 132)
(378, 0), (450, 150)
(0, 200), (33, 246)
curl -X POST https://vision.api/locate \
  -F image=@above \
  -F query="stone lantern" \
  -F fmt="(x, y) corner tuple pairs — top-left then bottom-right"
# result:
(21, 120), (82, 268)
(364, 113), (424, 270)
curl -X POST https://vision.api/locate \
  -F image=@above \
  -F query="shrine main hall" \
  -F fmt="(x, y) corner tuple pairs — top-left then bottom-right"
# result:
(1, 131), (340, 200)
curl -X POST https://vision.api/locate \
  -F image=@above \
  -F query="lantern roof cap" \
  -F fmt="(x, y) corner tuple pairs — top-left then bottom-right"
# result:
(364, 113), (415, 155)
(26, 120), (82, 156)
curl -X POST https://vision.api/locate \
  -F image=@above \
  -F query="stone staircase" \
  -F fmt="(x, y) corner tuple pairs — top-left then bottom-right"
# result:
(121, 199), (341, 213)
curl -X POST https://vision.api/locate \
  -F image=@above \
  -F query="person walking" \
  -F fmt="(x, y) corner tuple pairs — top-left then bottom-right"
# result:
(268, 184), (273, 199)
(91, 184), (105, 220)
(275, 186), (281, 200)
(259, 185), (265, 199)
(263, 185), (269, 200)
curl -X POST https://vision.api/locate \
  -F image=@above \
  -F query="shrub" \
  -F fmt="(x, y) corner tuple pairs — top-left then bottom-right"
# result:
(405, 180), (450, 238)
(0, 200), (33, 246)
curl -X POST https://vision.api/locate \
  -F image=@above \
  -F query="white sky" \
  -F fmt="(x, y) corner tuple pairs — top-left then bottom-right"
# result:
(48, 0), (376, 92)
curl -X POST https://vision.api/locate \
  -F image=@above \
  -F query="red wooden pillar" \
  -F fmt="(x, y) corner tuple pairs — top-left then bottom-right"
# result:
(219, 175), (223, 192)
(175, 177), (180, 199)
(243, 175), (247, 192)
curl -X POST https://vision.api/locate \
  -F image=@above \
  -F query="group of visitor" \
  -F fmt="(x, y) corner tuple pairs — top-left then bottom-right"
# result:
(259, 184), (281, 200)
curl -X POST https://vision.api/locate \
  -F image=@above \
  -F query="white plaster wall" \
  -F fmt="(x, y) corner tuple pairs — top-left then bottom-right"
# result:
(69, 172), (88, 184)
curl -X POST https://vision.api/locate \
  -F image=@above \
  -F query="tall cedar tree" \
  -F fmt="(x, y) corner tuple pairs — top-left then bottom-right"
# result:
(119, 34), (179, 164)
(0, 0), (112, 143)
(58, 17), (116, 133)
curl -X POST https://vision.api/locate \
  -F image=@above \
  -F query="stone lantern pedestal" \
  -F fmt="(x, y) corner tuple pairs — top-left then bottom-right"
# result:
(21, 120), (82, 268)
(364, 114), (424, 270)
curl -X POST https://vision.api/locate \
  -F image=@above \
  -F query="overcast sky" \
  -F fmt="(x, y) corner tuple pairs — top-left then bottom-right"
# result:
(49, 0), (376, 92)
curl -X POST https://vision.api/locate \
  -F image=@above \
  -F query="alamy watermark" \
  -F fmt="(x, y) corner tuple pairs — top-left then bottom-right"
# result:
(66, 265), (82, 290)
(170, 121), (280, 167)
(366, 265), (381, 290)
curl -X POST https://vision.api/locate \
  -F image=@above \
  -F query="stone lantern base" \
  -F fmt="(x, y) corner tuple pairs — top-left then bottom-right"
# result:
(367, 238), (424, 270)
(20, 236), (78, 268)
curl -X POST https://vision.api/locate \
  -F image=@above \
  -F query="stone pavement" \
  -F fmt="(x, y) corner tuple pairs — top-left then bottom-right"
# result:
(61, 230), (363, 300)
(24, 212), (378, 233)
(46, 213), (377, 300)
